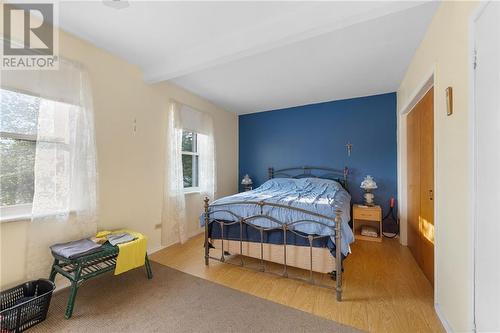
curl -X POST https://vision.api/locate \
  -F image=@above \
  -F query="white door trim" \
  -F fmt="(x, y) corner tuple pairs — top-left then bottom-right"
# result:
(397, 67), (435, 248)
(469, 2), (495, 331)
(399, 69), (435, 116)
(396, 66), (437, 303)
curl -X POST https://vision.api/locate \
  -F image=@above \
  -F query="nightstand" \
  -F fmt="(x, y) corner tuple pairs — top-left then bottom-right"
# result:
(352, 204), (382, 242)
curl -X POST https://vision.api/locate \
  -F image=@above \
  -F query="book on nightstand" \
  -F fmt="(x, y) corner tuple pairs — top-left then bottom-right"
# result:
(360, 225), (379, 238)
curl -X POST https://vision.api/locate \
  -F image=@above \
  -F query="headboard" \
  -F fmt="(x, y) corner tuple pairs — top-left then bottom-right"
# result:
(268, 166), (349, 190)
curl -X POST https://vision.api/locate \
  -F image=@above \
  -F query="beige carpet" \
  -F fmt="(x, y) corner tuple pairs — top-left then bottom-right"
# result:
(32, 262), (363, 332)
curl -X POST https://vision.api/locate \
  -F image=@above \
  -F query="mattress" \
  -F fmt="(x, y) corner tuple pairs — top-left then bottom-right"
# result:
(201, 177), (354, 256)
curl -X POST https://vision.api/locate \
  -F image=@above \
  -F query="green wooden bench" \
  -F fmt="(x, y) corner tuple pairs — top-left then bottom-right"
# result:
(49, 242), (153, 318)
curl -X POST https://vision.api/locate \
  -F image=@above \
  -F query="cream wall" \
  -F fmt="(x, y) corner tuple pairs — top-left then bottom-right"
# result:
(0, 22), (238, 288)
(397, 2), (478, 332)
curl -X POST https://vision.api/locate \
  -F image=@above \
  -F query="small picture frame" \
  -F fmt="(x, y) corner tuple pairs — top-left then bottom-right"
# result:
(446, 87), (453, 116)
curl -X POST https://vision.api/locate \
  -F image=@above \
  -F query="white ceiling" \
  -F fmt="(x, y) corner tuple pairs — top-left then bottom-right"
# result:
(58, 1), (439, 114)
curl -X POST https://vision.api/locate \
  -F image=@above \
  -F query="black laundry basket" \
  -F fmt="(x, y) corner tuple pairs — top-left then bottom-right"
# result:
(0, 279), (55, 332)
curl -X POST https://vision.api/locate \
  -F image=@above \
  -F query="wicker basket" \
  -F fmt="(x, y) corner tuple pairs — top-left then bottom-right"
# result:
(0, 279), (55, 332)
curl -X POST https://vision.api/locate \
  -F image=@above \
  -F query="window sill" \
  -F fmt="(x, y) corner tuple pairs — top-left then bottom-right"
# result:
(0, 214), (31, 223)
(1, 204), (32, 223)
(0, 208), (77, 224)
(184, 187), (201, 195)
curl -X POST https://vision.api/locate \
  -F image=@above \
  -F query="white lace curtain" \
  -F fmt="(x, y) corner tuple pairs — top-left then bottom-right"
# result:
(161, 102), (216, 246)
(161, 102), (187, 245)
(2, 59), (98, 280)
(198, 113), (216, 200)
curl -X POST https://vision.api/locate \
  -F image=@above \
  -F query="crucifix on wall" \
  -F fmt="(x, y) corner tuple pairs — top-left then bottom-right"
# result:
(346, 142), (353, 157)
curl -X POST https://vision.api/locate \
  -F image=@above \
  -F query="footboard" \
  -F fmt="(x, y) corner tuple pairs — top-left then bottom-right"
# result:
(203, 197), (344, 301)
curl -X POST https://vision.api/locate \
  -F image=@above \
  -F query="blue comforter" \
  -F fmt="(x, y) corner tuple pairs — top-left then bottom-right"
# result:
(201, 177), (353, 256)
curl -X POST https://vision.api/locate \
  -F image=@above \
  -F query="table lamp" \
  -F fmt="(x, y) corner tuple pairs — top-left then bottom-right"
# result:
(241, 174), (253, 192)
(360, 175), (377, 206)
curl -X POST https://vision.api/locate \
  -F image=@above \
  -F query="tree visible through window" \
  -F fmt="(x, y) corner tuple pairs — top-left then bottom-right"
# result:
(181, 130), (199, 189)
(0, 89), (39, 207)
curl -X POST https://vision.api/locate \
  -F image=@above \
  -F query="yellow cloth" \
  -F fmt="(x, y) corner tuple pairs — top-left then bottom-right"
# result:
(96, 229), (147, 275)
(96, 230), (111, 238)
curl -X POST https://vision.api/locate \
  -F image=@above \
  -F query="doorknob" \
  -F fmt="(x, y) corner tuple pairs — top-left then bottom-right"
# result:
(429, 189), (433, 201)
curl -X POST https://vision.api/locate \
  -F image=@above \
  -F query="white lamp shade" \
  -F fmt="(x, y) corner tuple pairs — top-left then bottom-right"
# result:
(360, 175), (377, 190)
(241, 174), (253, 185)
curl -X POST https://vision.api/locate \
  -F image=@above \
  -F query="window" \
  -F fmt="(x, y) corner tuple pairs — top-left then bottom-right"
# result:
(181, 130), (199, 190)
(0, 89), (39, 209)
(0, 88), (72, 220)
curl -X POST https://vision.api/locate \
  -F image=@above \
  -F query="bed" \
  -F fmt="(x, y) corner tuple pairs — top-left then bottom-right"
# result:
(201, 166), (353, 301)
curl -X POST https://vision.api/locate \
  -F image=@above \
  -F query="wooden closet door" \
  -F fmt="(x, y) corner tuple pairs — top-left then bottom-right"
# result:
(419, 88), (434, 284)
(406, 87), (434, 285)
(407, 99), (421, 266)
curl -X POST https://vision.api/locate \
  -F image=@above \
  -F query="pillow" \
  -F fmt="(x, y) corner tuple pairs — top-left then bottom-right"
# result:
(259, 177), (342, 191)
(302, 177), (342, 189)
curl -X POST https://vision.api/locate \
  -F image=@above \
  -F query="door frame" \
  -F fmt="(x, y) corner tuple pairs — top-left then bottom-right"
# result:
(469, 1), (494, 331)
(397, 66), (437, 298)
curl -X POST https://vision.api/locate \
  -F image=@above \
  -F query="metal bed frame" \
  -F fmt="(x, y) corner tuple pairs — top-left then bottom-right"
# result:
(204, 166), (349, 301)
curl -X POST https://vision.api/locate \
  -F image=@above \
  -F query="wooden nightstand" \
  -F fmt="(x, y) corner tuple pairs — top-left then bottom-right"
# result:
(352, 204), (382, 242)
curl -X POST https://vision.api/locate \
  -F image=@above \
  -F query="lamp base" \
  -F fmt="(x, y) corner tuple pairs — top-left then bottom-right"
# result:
(363, 192), (375, 206)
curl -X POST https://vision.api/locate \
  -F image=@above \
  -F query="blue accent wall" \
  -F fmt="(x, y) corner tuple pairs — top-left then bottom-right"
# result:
(238, 92), (397, 215)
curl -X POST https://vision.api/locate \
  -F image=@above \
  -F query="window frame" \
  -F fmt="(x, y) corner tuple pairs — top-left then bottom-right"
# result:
(181, 129), (200, 193)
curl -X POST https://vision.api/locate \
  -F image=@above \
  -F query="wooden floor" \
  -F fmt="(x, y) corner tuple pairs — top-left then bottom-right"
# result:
(150, 233), (444, 333)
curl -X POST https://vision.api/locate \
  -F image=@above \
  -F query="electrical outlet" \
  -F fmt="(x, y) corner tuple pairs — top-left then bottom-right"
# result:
(154, 223), (162, 230)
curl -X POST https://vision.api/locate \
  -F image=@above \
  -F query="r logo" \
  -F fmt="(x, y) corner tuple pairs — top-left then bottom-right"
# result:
(3, 3), (54, 56)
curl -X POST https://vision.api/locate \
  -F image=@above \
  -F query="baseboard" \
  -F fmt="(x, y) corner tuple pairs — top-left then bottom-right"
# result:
(435, 303), (453, 333)
(189, 228), (204, 239)
(148, 244), (167, 254)
(162, 228), (205, 249)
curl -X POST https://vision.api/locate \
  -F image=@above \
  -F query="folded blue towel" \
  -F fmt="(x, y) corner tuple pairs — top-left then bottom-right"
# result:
(107, 233), (136, 246)
(50, 239), (102, 259)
